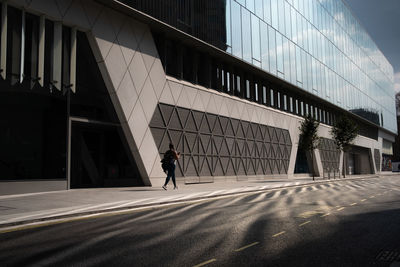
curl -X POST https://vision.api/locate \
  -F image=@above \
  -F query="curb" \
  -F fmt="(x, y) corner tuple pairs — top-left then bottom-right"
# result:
(0, 175), (380, 229)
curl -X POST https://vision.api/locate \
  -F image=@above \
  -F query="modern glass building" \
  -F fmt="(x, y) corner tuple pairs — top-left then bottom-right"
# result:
(0, 0), (396, 195)
(123, 0), (396, 133)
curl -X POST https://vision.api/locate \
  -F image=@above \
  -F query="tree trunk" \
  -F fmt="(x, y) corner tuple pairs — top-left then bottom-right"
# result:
(343, 151), (346, 178)
(311, 150), (315, 181)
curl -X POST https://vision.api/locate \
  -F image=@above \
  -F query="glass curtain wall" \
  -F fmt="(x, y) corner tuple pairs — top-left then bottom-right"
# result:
(224, 0), (396, 133)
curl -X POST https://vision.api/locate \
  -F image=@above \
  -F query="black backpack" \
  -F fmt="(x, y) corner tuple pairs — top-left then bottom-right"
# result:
(161, 150), (174, 172)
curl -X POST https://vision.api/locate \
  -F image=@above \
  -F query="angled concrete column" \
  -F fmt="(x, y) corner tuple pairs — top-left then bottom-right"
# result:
(338, 151), (344, 178)
(313, 149), (323, 178)
(1, 2), (7, 80)
(70, 27), (76, 92)
(38, 15), (45, 87)
(52, 21), (62, 90)
(19, 10), (25, 83)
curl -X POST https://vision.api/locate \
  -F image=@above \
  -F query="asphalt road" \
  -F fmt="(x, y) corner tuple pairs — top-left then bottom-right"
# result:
(1, 176), (400, 267)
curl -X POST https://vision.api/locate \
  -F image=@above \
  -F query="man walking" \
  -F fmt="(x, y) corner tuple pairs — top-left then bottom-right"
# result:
(162, 143), (180, 190)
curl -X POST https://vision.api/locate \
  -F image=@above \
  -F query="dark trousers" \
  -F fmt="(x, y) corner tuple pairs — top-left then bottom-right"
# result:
(164, 164), (176, 187)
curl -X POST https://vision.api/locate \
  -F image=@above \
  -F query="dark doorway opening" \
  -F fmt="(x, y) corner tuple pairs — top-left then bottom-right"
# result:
(70, 120), (143, 188)
(294, 148), (310, 174)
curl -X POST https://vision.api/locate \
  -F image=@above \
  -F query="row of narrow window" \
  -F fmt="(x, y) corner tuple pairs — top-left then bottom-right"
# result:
(0, 3), (76, 92)
(154, 33), (337, 126)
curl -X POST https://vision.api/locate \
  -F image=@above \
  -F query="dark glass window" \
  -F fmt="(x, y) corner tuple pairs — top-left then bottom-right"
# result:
(246, 79), (251, 99)
(197, 52), (209, 88)
(262, 86), (267, 104)
(277, 91), (281, 109)
(183, 47), (194, 82)
(254, 83), (259, 102)
(283, 94), (287, 110)
(0, 81), (67, 180)
(165, 40), (180, 78)
(236, 75), (241, 94)
(270, 89), (274, 107)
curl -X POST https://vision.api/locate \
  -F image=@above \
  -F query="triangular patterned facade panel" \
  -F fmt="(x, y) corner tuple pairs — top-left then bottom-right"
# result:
(168, 108), (182, 129)
(225, 119), (235, 137)
(151, 128), (165, 149)
(225, 158), (235, 176)
(160, 104), (174, 127)
(185, 111), (198, 132)
(236, 139), (246, 157)
(236, 122), (246, 139)
(175, 160), (184, 177)
(177, 108), (190, 129)
(231, 120), (239, 138)
(219, 138), (230, 157)
(191, 111), (203, 131)
(255, 158), (264, 175)
(150, 103), (292, 178)
(213, 136), (224, 155)
(246, 158), (256, 175)
(167, 130), (182, 151)
(185, 156), (198, 176)
(200, 134), (212, 155)
(213, 117), (224, 136)
(213, 157), (224, 176)
(226, 138), (235, 155)
(262, 125), (270, 142)
(236, 157), (246, 175)
(185, 132), (197, 154)
(207, 114), (218, 134)
(149, 104), (164, 128)
(265, 159), (273, 174)
(271, 127), (279, 143)
(199, 114), (211, 134)
(283, 130), (292, 146)
(219, 116), (229, 134)
(319, 137), (340, 172)
(199, 156), (212, 176)
(265, 143), (271, 158)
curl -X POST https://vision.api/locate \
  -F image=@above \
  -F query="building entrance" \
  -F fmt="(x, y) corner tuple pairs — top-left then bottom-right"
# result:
(70, 118), (143, 188)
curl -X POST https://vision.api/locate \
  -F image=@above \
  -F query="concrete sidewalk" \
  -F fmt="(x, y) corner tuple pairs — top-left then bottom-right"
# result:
(0, 174), (386, 229)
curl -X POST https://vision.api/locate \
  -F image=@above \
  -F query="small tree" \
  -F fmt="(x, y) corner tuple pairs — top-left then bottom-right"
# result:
(299, 114), (320, 181)
(330, 115), (358, 178)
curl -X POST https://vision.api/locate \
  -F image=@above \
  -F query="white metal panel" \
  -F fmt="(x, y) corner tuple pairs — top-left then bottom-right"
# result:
(52, 21), (62, 90)
(70, 27), (76, 93)
(38, 15), (45, 87)
(1, 2), (7, 80)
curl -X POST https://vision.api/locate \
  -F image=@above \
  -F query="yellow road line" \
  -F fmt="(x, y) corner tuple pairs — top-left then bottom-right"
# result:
(337, 207), (345, 211)
(321, 213), (330, 217)
(350, 203), (357, 206)
(272, 231), (286, 237)
(0, 219), (75, 234)
(361, 199), (367, 202)
(369, 196), (375, 198)
(235, 242), (259, 252)
(193, 259), (217, 267)
(299, 221), (311, 227)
